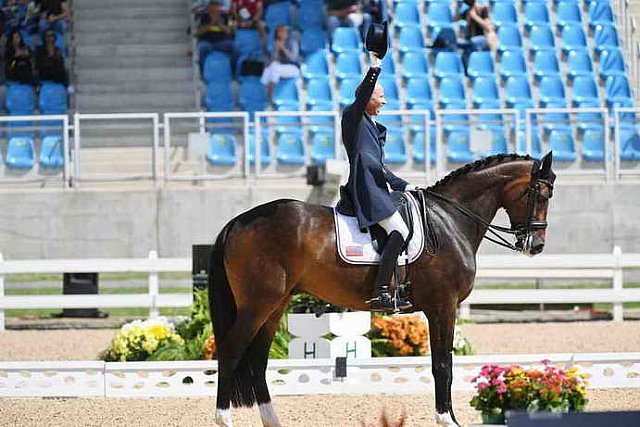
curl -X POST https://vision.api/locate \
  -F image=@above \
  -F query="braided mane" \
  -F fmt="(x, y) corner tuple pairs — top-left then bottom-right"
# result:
(429, 154), (534, 190)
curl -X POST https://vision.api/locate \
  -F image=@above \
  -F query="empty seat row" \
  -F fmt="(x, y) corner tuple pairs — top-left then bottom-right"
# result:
(0, 136), (64, 170)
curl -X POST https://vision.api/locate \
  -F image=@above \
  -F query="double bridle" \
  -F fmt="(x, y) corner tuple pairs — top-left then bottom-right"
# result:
(420, 161), (554, 253)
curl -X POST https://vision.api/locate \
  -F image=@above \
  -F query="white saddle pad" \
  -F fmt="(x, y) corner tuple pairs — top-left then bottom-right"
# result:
(334, 193), (425, 265)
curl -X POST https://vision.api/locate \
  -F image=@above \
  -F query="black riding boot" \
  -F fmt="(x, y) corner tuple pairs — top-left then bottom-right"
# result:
(368, 231), (413, 313)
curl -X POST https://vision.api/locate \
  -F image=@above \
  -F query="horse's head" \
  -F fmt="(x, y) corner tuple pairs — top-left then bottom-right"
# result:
(503, 152), (556, 256)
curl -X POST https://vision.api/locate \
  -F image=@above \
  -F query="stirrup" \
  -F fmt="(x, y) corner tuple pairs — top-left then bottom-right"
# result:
(366, 290), (398, 313)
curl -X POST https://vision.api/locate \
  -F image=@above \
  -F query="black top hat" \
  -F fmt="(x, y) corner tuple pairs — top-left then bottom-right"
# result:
(365, 21), (389, 60)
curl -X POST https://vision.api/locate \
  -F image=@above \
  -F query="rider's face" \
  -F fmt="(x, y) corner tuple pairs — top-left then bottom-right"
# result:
(365, 84), (386, 116)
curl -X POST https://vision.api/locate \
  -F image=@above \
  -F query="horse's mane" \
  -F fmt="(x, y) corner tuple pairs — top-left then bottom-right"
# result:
(429, 153), (534, 190)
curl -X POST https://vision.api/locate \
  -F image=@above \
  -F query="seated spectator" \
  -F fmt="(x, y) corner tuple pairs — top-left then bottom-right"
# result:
(325, 0), (370, 40)
(261, 25), (300, 98)
(37, 0), (69, 34)
(4, 29), (35, 83)
(35, 29), (67, 85)
(196, 0), (235, 71)
(461, 0), (497, 51)
(231, 0), (263, 30)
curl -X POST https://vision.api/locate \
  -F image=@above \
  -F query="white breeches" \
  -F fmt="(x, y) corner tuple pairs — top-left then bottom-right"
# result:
(378, 211), (409, 241)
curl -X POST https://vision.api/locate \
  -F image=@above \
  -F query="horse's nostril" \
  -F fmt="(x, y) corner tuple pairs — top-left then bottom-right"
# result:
(531, 243), (545, 254)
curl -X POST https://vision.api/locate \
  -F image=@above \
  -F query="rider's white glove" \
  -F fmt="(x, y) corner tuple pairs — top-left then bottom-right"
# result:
(370, 52), (382, 68)
(404, 184), (420, 192)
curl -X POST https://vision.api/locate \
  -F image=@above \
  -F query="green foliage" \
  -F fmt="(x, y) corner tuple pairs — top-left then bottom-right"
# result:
(289, 293), (347, 314)
(268, 316), (290, 359)
(176, 289), (211, 340)
(148, 324), (212, 361)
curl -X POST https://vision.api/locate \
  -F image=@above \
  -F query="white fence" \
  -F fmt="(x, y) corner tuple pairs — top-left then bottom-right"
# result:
(0, 352), (638, 397)
(0, 247), (639, 330)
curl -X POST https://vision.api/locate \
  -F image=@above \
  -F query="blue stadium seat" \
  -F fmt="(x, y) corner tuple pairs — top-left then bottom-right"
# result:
(548, 129), (577, 162)
(516, 125), (543, 158)
(306, 78), (333, 108)
(401, 51), (429, 81)
(206, 82), (234, 112)
(492, 3), (518, 29)
(297, 0), (324, 30)
(301, 29), (327, 56)
(499, 50), (527, 81)
(582, 128), (605, 162)
(433, 51), (464, 80)
(524, 3), (550, 32)
(447, 130), (475, 163)
(619, 125), (640, 161)
(207, 133), (237, 165)
(441, 103), (470, 133)
(481, 130), (509, 157)
(6, 83), (34, 115)
(575, 101), (604, 134)
(234, 29), (262, 58)
(556, 2), (582, 32)
(39, 135), (64, 169)
(310, 131), (335, 163)
(427, 3), (453, 36)
(593, 24), (619, 58)
(384, 128), (408, 164)
(276, 132), (306, 164)
(274, 103), (302, 134)
(248, 130), (272, 166)
(533, 50), (560, 82)
(331, 27), (361, 54)
(308, 104), (336, 134)
(394, 3), (421, 29)
(572, 76), (599, 106)
(412, 126), (437, 164)
(529, 25), (555, 54)
(505, 76), (533, 110)
(599, 49), (626, 81)
(339, 78), (359, 109)
(497, 25), (523, 55)
(6, 137), (35, 169)
(560, 25), (587, 56)
(588, 2), (614, 30)
(476, 102), (505, 127)
(302, 50), (329, 80)
(273, 78), (299, 108)
(397, 26), (425, 54)
(39, 82), (67, 114)
(203, 51), (232, 84)
(467, 51), (494, 81)
(566, 50), (594, 81)
(605, 75), (634, 110)
(471, 77), (499, 108)
(335, 52), (362, 82)
(438, 76), (466, 109)
(379, 78), (400, 105)
(541, 103), (571, 134)
(239, 77), (267, 117)
(381, 54), (397, 75)
(264, 1), (291, 30)
(405, 77), (433, 110)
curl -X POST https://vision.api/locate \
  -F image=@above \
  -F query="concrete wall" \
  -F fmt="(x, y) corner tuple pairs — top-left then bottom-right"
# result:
(0, 183), (638, 259)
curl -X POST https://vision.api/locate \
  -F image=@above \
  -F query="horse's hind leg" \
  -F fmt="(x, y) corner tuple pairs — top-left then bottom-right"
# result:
(426, 303), (461, 427)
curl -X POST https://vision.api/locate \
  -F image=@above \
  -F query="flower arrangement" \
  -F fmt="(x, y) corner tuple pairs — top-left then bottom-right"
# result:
(103, 317), (184, 362)
(369, 315), (430, 356)
(453, 326), (474, 356)
(470, 360), (589, 423)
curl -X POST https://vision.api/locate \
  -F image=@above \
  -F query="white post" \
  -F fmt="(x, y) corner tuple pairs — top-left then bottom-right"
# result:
(148, 251), (159, 318)
(0, 252), (4, 331)
(613, 246), (624, 322)
(458, 303), (471, 321)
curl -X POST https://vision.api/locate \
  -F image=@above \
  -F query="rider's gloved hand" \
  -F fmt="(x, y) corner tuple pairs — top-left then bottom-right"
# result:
(369, 52), (382, 68)
(404, 184), (420, 192)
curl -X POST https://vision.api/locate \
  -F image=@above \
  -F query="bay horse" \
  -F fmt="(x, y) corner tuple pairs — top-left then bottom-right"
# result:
(209, 152), (556, 427)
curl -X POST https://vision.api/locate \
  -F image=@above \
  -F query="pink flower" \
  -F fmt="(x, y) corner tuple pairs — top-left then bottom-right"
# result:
(497, 384), (507, 393)
(541, 359), (551, 365)
(478, 382), (489, 391)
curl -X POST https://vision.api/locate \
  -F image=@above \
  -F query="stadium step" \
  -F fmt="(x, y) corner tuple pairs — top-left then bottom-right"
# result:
(76, 80), (195, 95)
(75, 43), (190, 58)
(76, 66), (193, 83)
(75, 92), (196, 113)
(73, 5), (186, 20)
(75, 31), (189, 46)
(74, 17), (189, 32)
(74, 55), (191, 69)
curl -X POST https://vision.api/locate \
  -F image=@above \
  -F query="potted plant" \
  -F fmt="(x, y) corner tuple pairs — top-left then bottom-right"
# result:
(470, 361), (589, 424)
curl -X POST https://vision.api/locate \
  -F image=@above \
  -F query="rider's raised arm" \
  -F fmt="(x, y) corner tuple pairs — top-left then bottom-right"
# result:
(343, 64), (381, 124)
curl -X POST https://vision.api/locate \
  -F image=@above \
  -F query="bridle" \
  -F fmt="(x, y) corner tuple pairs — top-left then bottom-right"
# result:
(420, 160), (554, 253)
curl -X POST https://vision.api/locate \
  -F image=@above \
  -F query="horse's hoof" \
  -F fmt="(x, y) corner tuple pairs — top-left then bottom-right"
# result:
(215, 408), (233, 427)
(435, 411), (460, 426)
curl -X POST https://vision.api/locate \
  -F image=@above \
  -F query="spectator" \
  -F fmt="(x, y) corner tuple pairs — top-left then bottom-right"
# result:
(325, 0), (369, 40)
(37, 0), (69, 34)
(361, 0), (387, 42)
(260, 25), (299, 98)
(35, 29), (67, 85)
(4, 29), (34, 83)
(196, 0), (235, 71)
(461, 0), (497, 51)
(231, 0), (263, 30)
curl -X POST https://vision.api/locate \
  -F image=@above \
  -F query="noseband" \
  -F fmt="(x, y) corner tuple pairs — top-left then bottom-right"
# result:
(423, 160), (554, 252)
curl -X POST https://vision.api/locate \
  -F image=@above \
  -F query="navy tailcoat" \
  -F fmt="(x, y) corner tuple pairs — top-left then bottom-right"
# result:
(336, 67), (409, 229)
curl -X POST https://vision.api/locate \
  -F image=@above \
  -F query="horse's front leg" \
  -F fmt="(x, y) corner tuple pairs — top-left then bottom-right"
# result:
(426, 304), (460, 427)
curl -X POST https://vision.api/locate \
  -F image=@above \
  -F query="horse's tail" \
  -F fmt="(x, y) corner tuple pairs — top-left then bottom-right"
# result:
(209, 218), (237, 348)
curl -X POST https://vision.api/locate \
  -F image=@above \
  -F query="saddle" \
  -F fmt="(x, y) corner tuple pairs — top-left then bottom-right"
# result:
(369, 192), (414, 255)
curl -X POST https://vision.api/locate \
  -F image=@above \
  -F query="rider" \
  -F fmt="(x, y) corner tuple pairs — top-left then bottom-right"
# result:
(336, 23), (417, 313)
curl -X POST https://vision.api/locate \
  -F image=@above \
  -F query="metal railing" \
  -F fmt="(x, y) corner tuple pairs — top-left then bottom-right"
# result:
(612, 107), (640, 178)
(615, 0), (640, 103)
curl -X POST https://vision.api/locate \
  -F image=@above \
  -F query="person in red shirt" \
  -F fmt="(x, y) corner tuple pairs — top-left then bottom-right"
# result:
(231, 0), (263, 30)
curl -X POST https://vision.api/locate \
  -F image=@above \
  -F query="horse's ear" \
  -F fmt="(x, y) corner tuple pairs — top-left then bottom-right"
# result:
(540, 151), (553, 174)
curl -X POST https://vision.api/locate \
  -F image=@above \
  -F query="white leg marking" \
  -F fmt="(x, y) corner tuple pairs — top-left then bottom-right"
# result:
(435, 411), (458, 426)
(259, 402), (282, 427)
(215, 408), (233, 427)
